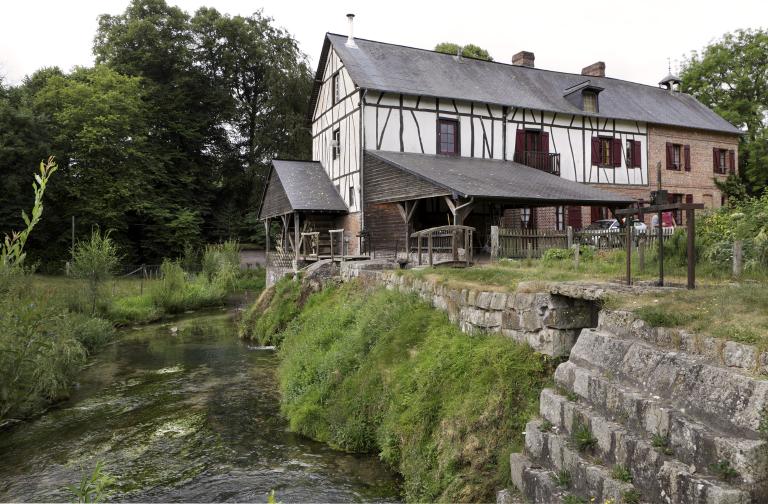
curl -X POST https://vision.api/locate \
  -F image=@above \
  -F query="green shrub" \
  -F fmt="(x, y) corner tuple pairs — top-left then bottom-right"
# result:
(70, 228), (121, 314)
(710, 459), (739, 481)
(611, 464), (632, 483)
(149, 260), (226, 314)
(277, 281), (551, 502)
(239, 276), (303, 345)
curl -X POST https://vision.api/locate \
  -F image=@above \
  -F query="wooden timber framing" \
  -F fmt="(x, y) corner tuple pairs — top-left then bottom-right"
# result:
(397, 200), (419, 255)
(411, 225), (475, 267)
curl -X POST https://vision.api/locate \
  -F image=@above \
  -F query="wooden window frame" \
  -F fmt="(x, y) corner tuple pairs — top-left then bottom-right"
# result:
(555, 206), (565, 231)
(597, 136), (613, 168)
(348, 185), (355, 207)
(714, 148), (728, 174)
(332, 128), (341, 160)
(667, 143), (682, 171)
(436, 118), (460, 156)
(331, 73), (340, 105)
(583, 91), (598, 113)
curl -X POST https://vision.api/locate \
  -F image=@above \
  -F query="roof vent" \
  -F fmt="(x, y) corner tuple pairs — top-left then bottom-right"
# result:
(512, 51), (535, 68)
(581, 61), (605, 77)
(345, 13), (357, 48)
(659, 73), (681, 92)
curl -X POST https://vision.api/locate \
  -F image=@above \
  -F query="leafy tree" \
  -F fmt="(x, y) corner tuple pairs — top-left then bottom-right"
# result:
(70, 228), (121, 315)
(681, 29), (768, 190)
(435, 42), (493, 61)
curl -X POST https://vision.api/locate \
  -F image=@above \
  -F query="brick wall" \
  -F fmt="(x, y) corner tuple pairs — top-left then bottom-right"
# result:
(334, 211), (362, 256)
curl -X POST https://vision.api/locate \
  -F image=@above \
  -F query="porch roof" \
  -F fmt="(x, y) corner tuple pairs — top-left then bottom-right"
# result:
(365, 150), (637, 206)
(258, 160), (348, 219)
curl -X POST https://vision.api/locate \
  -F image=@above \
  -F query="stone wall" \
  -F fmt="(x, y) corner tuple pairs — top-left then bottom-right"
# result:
(341, 262), (599, 357)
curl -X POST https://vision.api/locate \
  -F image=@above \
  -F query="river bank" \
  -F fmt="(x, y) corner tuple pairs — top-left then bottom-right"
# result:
(0, 309), (400, 502)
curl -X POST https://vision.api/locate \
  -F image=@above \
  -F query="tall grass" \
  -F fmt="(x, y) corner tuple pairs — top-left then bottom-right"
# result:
(238, 276), (302, 344)
(277, 281), (552, 502)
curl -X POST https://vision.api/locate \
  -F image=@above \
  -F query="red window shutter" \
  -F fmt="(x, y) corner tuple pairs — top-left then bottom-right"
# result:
(591, 137), (600, 166)
(728, 150), (736, 174)
(684, 145), (691, 171)
(612, 138), (622, 167)
(632, 140), (642, 168)
(685, 194), (693, 204)
(666, 142), (673, 169)
(568, 206), (582, 229)
(713, 148), (719, 173)
(515, 129), (525, 157)
(539, 131), (550, 155)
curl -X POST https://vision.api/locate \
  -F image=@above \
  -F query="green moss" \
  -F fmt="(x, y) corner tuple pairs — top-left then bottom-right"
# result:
(276, 281), (552, 502)
(239, 276), (303, 345)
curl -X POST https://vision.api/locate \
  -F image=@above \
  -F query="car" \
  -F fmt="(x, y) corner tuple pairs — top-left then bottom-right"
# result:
(583, 219), (647, 247)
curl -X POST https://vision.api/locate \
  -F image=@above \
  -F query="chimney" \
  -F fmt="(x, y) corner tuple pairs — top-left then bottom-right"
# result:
(345, 13), (357, 48)
(512, 51), (535, 68)
(581, 61), (605, 77)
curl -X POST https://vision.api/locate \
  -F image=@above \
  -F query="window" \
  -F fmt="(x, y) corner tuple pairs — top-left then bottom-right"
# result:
(666, 142), (691, 171)
(713, 148), (734, 174)
(332, 128), (340, 160)
(583, 91), (597, 113)
(520, 208), (533, 229)
(555, 206), (565, 231)
(626, 139), (642, 168)
(437, 118), (459, 155)
(332, 73), (340, 105)
(600, 138), (612, 166)
(348, 185), (355, 207)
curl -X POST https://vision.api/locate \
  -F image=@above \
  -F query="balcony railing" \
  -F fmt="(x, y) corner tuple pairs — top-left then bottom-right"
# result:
(513, 151), (561, 176)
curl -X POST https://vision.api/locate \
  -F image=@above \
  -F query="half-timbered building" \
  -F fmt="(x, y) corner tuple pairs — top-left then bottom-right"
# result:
(259, 17), (741, 259)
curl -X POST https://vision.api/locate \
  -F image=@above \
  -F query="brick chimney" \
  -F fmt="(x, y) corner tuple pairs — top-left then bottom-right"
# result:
(581, 61), (605, 77)
(512, 51), (535, 68)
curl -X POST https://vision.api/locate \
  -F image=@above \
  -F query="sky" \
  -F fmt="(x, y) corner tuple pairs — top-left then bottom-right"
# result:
(1, 0), (766, 87)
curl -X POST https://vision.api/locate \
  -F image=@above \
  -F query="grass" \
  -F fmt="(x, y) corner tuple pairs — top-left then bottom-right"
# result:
(553, 469), (571, 489)
(651, 433), (674, 455)
(572, 421), (597, 452)
(710, 460), (739, 482)
(622, 488), (642, 504)
(238, 275), (303, 345)
(276, 280), (553, 502)
(611, 464), (632, 483)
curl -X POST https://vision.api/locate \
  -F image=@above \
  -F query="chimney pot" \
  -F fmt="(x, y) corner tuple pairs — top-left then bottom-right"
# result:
(512, 51), (535, 68)
(581, 61), (605, 77)
(345, 13), (357, 48)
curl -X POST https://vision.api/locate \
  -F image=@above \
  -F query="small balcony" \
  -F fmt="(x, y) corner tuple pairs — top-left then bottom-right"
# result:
(513, 151), (561, 176)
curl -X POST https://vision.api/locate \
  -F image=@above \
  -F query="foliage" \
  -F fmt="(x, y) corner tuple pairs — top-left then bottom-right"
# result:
(710, 459), (739, 481)
(572, 421), (596, 452)
(0, 0), (311, 264)
(541, 245), (595, 263)
(434, 42), (493, 61)
(201, 240), (240, 288)
(149, 260), (225, 314)
(554, 469), (571, 488)
(277, 281), (551, 502)
(66, 461), (115, 503)
(238, 276), (303, 345)
(622, 489), (641, 504)
(562, 495), (587, 504)
(759, 406), (768, 440)
(681, 29), (768, 189)
(651, 433), (674, 455)
(611, 464), (632, 483)
(70, 228), (121, 314)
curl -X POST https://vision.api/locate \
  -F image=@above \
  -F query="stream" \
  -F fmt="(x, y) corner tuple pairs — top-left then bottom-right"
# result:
(0, 309), (401, 502)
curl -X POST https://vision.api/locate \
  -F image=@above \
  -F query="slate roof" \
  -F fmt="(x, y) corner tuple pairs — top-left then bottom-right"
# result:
(366, 150), (637, 206)
(259, 160), (348, 218)
(316, 34), (740, 135)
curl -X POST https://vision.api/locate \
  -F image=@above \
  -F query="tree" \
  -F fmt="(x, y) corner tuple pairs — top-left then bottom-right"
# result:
(70, 228), (121, 315)
(681, 29), (768, 190)
(435, 42), (493, 61)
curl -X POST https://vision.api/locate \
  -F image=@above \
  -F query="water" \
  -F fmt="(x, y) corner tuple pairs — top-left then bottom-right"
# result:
(0, 310), (401, 502)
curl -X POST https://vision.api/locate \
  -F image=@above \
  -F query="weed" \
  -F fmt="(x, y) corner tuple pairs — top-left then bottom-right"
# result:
(759, 406), (768, 440)
(553, 469), (571, 488)
(710, 459), (739, 481)
(563, 494), (587, 504)
(572, 421), (597, 452)
(539, 420), (553, 432)
(611, 464), (632, 483)
(66, 461), (114, 503)
(621, 488), (641, 504)
(651, 433), (674, 455)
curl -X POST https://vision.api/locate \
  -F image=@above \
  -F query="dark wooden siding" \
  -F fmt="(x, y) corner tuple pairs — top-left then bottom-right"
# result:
(260, 169), (292, 218)
(363, 152), (449, 203)
(364, 202), (404, 254)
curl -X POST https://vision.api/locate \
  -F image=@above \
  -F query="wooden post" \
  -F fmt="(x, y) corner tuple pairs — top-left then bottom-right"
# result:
(566, 226), (573, 249)
(625, 215), (633, 286)
(264, 219), (270, 266)
(464, 228), (470, 266)
(526, 241), (533, 261)
(638, 238), (645, 272)
(417, 234), (422, 265)
(573, 243), (580, 269)
(428, 234), (433, 267)
(686, 208), (695, 289)
(733, 240), (743, 278)
(490, 226), (499, 261)
(294, 212), (300, 267)
(330, 231), (335, 262)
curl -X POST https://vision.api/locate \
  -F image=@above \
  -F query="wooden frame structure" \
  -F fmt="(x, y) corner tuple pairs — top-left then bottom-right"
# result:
(616, 202), (704, 288)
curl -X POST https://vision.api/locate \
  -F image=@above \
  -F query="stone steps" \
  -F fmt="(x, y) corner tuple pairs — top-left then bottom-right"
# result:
(523, 419), (640, 503)
(555, 361), (768, 487)
(567, 329), (768, 436)
(538, 388), (753, 503)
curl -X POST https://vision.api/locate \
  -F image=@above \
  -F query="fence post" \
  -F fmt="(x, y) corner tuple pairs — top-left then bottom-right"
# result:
(573, 243), (580, 269)
(638, 238), (645, 272)
(526, 241), (533, 261)
(733, 240), (743, 278)
(490, 226), (499, 261)
(566, 226), (573, 249)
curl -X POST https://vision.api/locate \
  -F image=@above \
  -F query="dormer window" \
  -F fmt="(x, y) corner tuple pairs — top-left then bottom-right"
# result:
(563, 81), (603, 113)
(583, 91), (598, 113)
